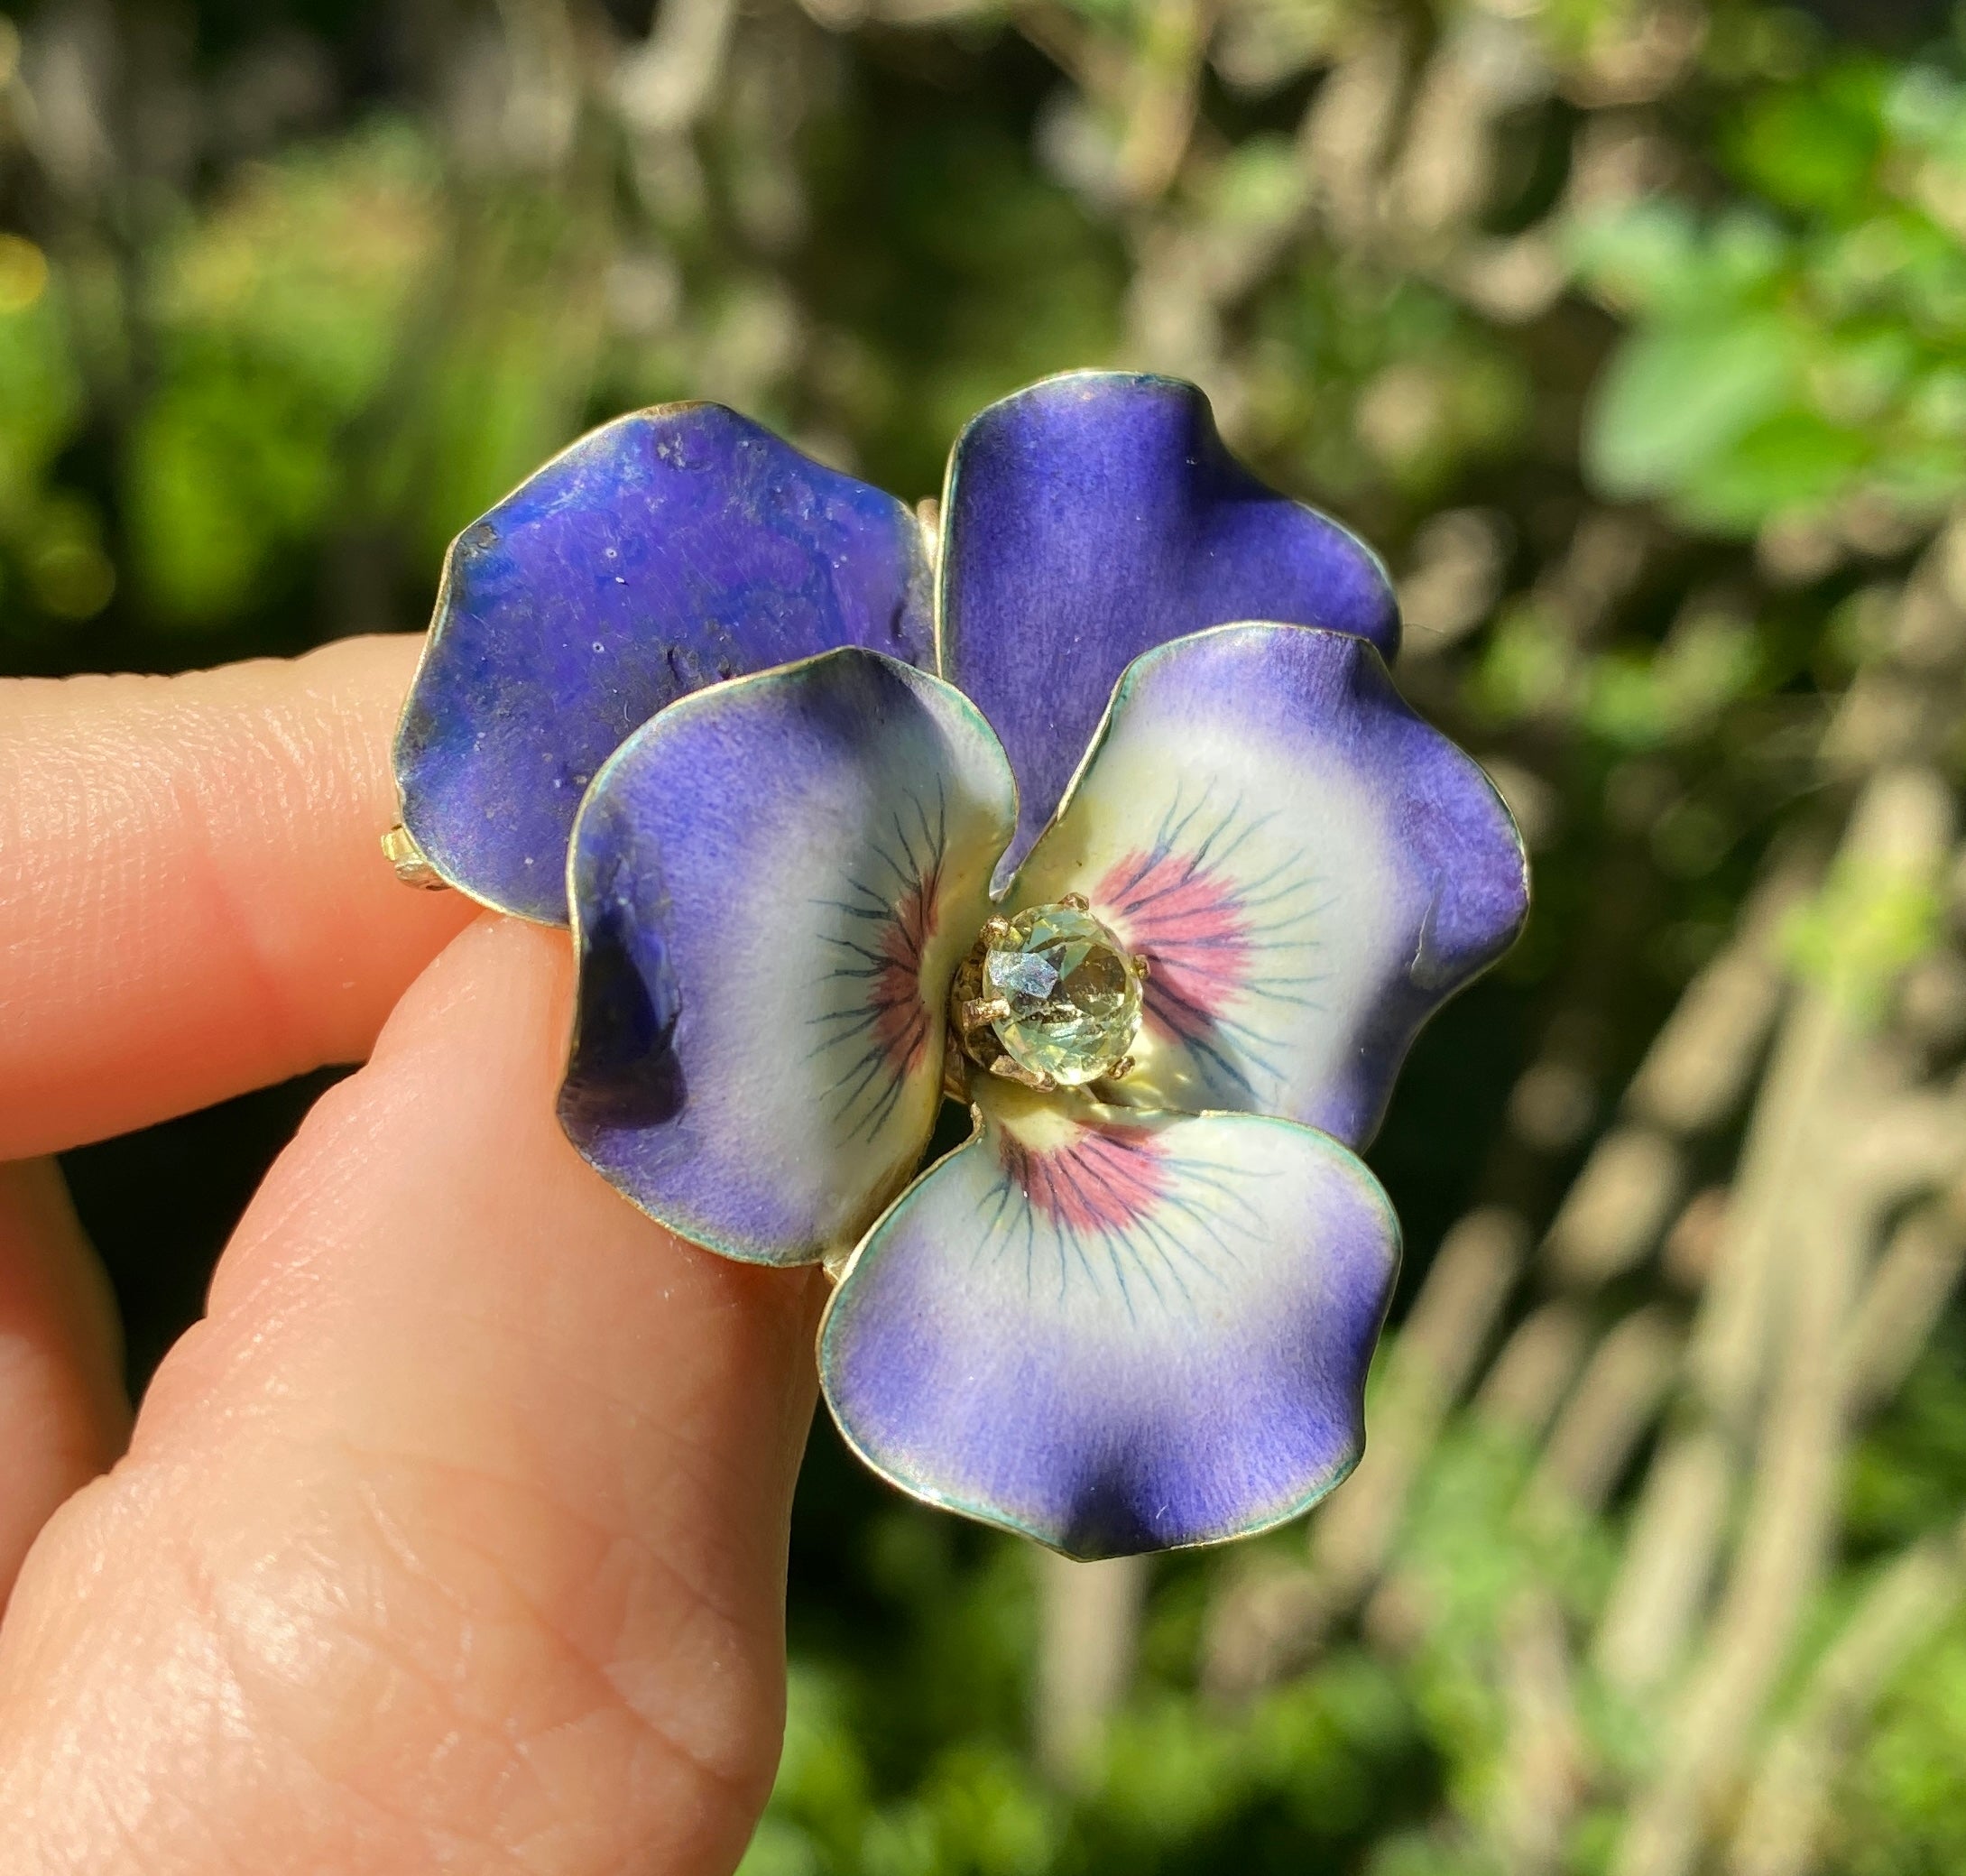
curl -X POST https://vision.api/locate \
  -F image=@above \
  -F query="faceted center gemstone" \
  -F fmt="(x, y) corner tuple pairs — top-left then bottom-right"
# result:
(983, 902), (1143, 1087)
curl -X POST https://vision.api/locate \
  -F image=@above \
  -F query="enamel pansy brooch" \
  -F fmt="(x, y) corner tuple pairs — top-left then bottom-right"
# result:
(389, 372), (1528, 1560)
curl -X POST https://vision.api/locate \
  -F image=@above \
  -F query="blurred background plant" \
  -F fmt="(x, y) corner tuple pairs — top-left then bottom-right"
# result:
(8, 0), (1966, 1869)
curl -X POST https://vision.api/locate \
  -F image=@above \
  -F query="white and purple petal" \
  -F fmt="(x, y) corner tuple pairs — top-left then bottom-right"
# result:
(558, 649), (1014, 1266)
(819, 1083), (1399, 1558)
(1011, 624), (1528, 1146)
(396, 405), (932, 922)
(937, 372), (1398, 873)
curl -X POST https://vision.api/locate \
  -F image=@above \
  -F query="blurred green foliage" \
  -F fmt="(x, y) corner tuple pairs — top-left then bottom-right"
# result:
(130, 122), (440, 618)
(1579, 58), (1966, 531)
(10, 0), (1966, 1871)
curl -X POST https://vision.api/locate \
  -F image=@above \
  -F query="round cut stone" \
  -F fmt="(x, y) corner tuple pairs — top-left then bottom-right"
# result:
(983, 903), (1142, 1086)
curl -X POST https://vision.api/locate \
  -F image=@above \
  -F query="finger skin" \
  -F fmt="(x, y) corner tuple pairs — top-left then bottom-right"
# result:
(0, 1163), (130, 1612)
(0, 917), (820, 1875)
(0, 636), (475, 1159)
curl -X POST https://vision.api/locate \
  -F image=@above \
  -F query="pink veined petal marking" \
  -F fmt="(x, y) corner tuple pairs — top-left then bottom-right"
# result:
(1089, 788), (1331, 1108)
(1096, 847), (1251, 1041)
(871, 868), (940, 1075)
(997, 1122), (1168, 1236)
(810, 782), (950, 1141)
(980, 1110), (1255, 1318)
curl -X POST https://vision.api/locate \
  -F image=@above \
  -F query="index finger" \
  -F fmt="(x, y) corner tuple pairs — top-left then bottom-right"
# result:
(0, 635), (475, 1158)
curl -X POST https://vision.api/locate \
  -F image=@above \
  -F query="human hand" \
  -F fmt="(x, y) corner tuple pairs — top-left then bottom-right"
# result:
(0, 635), (821, 1873)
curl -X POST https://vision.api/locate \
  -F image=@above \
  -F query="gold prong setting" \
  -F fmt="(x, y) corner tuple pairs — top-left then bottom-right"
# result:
(382, 824), (450, 891)
(946, 896), (1145, 1093)
(987, 1054), (1057, 1092)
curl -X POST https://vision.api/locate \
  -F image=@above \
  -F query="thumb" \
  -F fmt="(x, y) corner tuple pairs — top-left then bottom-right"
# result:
(0, 914), (820, 1876)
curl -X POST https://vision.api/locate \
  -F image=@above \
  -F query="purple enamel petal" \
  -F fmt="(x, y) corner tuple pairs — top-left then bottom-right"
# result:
(820, 1088), (1399, 1558)
(396, 405), (931, 922)
(1011, 624), (1528, 1148)
(938, 373), (1398, 872)
(558, 649), (1014, 1267)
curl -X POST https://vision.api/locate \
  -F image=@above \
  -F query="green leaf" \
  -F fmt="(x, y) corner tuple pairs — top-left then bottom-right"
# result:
(0, 262), (84, 522)
(1729, 64), (1888, 218)
(1584, 318), (1796, 502)
(1679, 407), (1871, 531)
